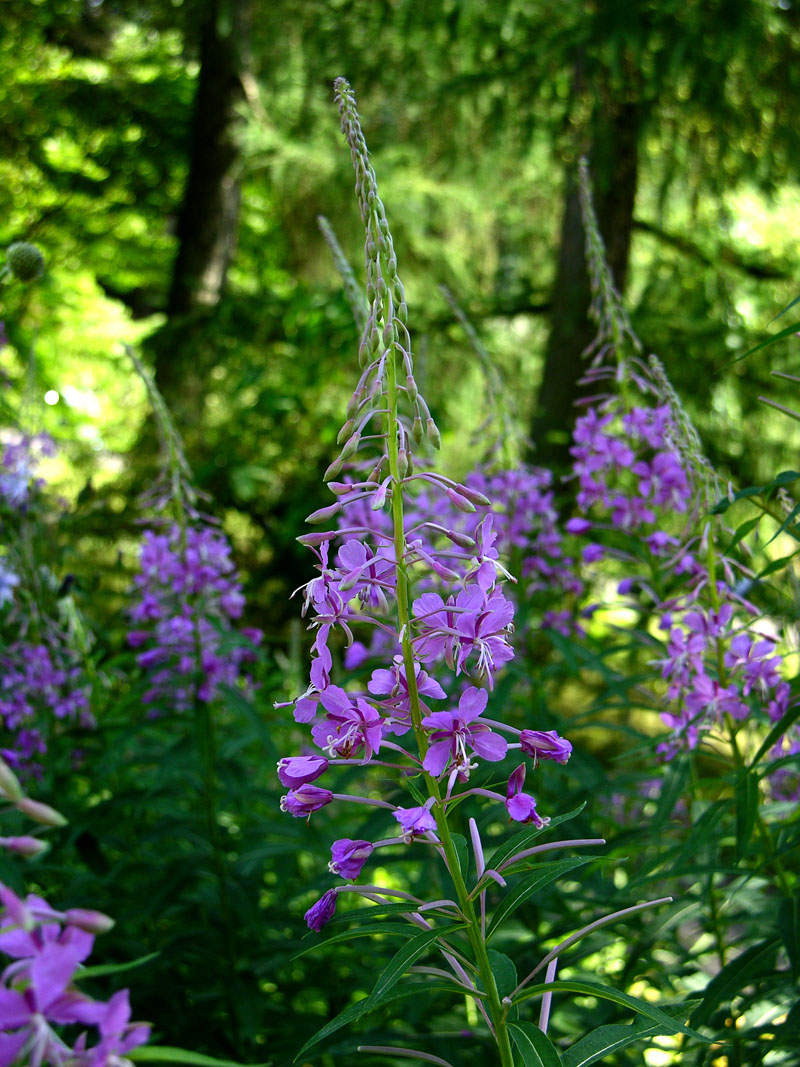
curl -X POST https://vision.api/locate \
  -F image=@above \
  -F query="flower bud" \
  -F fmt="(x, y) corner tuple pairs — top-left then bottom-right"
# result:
(297, 531), (337, 546)
(0, 758), (24, 802)
(305, 502), (342, 525)
(454, 484), (491, 507)
(339, 431), (361, 461)
(323, 457), (343, 482)
(64, 908), (116, 934)
(370, 479), (389, 510)
(412, 416), (424, 445)
(6, 242), (45, 282)
(445, 488), (476, 513)
(426, 418), (441, 450)
(406, 376), (418, 403)
(337, 419), (355, 446)
(445, 530), (477, 549)
(0, 835), (48, 858)
(397, 449), (410, 479)
(15, 798), (68, 827)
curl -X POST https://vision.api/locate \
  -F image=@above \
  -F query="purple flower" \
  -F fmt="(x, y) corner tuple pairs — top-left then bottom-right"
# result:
(329, 838), (373, 879)
(394, 802), (437, 841)
(277, 755), (329, 789)
(305, 889), (338, 932)
(519, 729), (572, 766)
(311, 685), (383, 759)
(421, 687), (507, 777)
(280, 784), (333, 817)
(505, 764), (545, 825)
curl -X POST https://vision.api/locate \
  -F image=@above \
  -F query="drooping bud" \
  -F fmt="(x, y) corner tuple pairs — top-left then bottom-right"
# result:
(297, 531), (337, 546)
(305, 502), (342, 525)
(324, 457), (343, 482)
(426, 418), (441, 450)
(339, 431), (361, 461)
(337, 419), (356, 445)
(6, 242), (45, 282)
(406, 376), (418, 403)
(370, 478), (390, 510)
(397, 449), (410, 479)
(15, 797), (67, 828)
(64, 908), (116, 934)
(0, 835), (48, 858)
(412, 415), (424, 445)
(0, 758), (24, 802)
(454, 483), (491, 507)
(445, 488), (477, 513)
(445, 530), (477, 549)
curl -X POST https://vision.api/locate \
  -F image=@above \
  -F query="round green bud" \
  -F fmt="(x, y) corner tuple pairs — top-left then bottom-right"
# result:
(6, 242), (45, 282)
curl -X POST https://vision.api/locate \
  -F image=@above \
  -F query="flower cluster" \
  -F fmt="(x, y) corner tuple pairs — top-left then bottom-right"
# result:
(127, 524), (261, 711)
(277, 80), (572, 940)
(0, 435), (55, 511)
(0, 885), (149, 1067)
(0, 642), (93, 777)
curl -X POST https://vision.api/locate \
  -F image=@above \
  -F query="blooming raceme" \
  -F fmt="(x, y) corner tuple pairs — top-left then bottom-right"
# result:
(277, 80), (572, 946)
(127, 523), (261, 710)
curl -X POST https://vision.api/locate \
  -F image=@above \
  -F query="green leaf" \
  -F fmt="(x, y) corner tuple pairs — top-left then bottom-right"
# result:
(509, 1022), (563, 1066)
(768, 293), (800, 324)
(76, 952), (160, 980)
(690, 939), (780, 1027)
(487, 948), (517, 999)
(512, 980), (710, 1043)
(735, 771), (759, 858)
(562, 1002), (702, 1067)
(757, 552), (798, 579)
(485, 804), (586, 874)
(130, 1047), (268, 1067)
(486, 857), (592, 940)
(292, 923), (423, 960)
(723, 516), (761, 556)
(295, 926), (466, 1058)
(752, 700), (800, 767)
(722, 318), (800, 369)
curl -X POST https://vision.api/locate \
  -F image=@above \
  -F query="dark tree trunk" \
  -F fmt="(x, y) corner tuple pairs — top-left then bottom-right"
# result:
(153, 0), (244, 410)
(530, 98), (639, 472)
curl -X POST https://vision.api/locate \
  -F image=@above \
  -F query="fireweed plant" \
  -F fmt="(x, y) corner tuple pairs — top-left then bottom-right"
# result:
(277, 81), (708, 1067)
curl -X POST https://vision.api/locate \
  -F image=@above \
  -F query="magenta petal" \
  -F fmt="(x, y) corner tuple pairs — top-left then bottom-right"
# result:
(423, 740), (452, 776)
(458, 686), (488, 719)
(471, 731), (507, 762)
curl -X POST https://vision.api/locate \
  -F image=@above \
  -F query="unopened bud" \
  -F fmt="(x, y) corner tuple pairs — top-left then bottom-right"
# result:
(346, 390), (363, 419)
(297, 531), (336, 546)
(445, 488), (476, 513)
(371, 480), (389, 510)
(305, 502), (342, 525)
(368, 457), (386, 483)
(412, 416), (424, 445)
(446, 530), (477, 549)
(15, 798), (67, 828)
(327, 481), (354, 496)
(339, 431), (361, 461)
(323, 457), (343, 482)
(397, 301), (408, 324)
(64, 908), (115, 934)
(455, 484), (491, 507)
(0, 835), (48, 858)
(426, 419), (442, 450)
(0, 758), (24, 802)
(337, 419), (355, 445)
(397, 449), (409, 479)
(406, 376), (418, 403)
(6, 242), (45, 282)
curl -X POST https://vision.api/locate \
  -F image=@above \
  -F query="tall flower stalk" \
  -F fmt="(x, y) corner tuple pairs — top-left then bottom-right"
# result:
(277, 82), (694, 1066)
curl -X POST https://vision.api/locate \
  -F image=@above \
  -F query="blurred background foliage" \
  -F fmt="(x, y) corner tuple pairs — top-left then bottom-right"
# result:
(4, 0), (800, 635)
(2, 2), (800, 1064)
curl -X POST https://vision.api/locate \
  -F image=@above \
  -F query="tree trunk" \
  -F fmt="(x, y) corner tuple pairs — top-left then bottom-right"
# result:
(153, 0), (244, 412)
(530, 98), (639, 472)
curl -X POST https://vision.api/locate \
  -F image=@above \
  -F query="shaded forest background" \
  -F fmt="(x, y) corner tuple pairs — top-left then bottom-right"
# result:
(4, 0), (800, 641)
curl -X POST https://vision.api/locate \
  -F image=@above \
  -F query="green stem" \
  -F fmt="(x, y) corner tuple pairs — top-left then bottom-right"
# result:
(384, 327), (515, 1067)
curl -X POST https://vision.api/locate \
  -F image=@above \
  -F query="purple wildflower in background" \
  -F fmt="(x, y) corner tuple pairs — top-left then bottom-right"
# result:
(128, 523), (261, 711)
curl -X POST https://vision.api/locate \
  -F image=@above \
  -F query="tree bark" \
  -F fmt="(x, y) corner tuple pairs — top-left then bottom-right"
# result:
(153, 0), (244, 412)
(530, 98), (639, 472)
